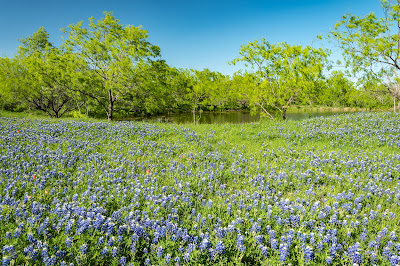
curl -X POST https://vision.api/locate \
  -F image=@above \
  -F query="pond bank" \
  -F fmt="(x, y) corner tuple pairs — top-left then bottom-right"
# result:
(118, 108), (388, 124)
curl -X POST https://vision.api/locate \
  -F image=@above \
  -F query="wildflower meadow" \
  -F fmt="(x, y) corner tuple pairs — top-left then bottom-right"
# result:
(1, 112), (400, 265)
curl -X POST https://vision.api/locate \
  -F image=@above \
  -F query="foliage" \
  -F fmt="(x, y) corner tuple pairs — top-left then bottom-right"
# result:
(329, 0), (400, 100)
(0, 9), (396, 119)
(3, 28), (82, 118)
(231, 39), (329, 119)
(62, 11), (161, 121)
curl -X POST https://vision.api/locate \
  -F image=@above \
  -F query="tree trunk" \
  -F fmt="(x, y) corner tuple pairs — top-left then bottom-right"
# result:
(108, 89), (113, 122)
(282, 108), (287, 120)
(394, 96), (396, 113)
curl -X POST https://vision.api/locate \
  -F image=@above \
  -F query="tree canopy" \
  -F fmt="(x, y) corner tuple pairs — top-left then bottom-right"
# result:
(231, 39), (329, 119)
(0, 7), (396, 120)
(329, 0), (400, 100)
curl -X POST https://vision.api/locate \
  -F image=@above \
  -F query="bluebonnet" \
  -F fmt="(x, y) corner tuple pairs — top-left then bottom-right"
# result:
(112, 247), (118, 258)
(65, 237), (73, 249)
(259, 245), (268, 257)
(215, 241), (225, 255)
(304, 246), (314, 262)
(254, 235), (264, 245)
(100, 247), (108, 257)
(183, 252), (190, 263)
(107, 237), (114, 247)
(80, 244), (87, 254)
(119, 256), (127, 265)
(236, 235), (246, 251)
(164, 253), (171, 264)
(279, 243), (289, 262)
(97, 236), (104, 247)
(199, 239), (211, 251)
(157, 246), (163, 257)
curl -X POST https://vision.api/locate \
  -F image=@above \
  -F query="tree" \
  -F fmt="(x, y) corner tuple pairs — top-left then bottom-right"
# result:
(329, 0), (400, 101)
(5, 28), (81, 118)
(0, 57), (25, 111)
(63, 11), (160, 121)
(120, 60), (184, 116)
(320, 71), (354, 107)
(231, 38), (328, 119)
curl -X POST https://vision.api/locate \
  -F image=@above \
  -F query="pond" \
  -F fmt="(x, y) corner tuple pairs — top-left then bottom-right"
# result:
(121, 110), (359, 124)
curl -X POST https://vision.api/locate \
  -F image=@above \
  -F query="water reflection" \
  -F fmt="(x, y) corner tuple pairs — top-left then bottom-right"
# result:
(121, 110), (358, 124)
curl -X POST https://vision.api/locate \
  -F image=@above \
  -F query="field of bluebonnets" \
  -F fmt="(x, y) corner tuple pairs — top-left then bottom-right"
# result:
(2, 112), (400, 265)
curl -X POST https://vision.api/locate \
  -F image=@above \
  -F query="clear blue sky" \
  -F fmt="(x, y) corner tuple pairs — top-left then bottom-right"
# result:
(0, 0), (384, 75)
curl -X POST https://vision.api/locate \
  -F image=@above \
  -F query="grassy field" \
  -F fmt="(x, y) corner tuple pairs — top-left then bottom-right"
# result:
(1, 112), (400, 265)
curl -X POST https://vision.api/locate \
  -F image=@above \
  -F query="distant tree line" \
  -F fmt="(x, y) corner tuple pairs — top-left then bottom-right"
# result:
(0, 4), (397, 120)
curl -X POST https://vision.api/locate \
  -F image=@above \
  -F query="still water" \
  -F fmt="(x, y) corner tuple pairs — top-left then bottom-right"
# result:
(124, 110), (356, 124)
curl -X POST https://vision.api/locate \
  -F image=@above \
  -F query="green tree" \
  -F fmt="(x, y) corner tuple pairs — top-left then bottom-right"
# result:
(321, 71), (354, 107)
(6, 28), (81, 118)
(231, 38), (328, 119)
(329, 0), (400, 101)
(62, 11), (160, 121)
(0, 57), (26, 111)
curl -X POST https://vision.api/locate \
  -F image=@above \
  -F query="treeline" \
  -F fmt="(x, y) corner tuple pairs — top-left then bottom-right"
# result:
(0, 7), (397, 120)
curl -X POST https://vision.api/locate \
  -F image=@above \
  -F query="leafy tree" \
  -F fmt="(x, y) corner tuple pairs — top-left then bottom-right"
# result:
(329, 0), (400, 101)
(321, 71), (354, 107)
(5, 28), (81, 118)
(231, 38), (328, 119)
(0, 57), (26, 111)
(62, 11), (160, 121)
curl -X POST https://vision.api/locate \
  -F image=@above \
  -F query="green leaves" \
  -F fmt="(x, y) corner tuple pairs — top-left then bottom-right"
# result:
(62, 11), (161, 121)
(231, 39), (328, 119)
(329, 0), (400, 100)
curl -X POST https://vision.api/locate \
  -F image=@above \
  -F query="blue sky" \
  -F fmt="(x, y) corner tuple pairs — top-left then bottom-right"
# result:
(0, 0), (384, 75)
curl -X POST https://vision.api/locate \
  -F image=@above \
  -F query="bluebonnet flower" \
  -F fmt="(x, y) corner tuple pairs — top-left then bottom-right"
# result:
(352, 252), (362, 265)
(215, 241), (225, 255)
(80, 244), (87, 254)
(251, 222), (261, 232)
(119, 256), (127, 266)
(183, 252), (190, 263)
(97, 236), (104, 247)
(5, 232), (11, 239)
(304, 246), (314, 262)
(236, 235), (246, 251)
(316, 242), (323, 252)
(326, 256), (333, 265)
(260, 245), (268, 257)
(199, 239), (211, 251)
(47, 255), (57, 266)
(27, 232), (36, 243)
(271, 239), (278, 250)
(255, 235), (264, 245)
(112, 247), (118, 258)
(13, 228), (22, 239)
(383, 246), (392, 259)
(157, 246), (163, 257)
(100, 247), (108, 257)
(65, 237), (73, 248)
(107, 236), (114, 247)
(164, 253), (171, 265)
(144, 258), (150, 266)
(279, 243), (289, 262)
(1, 256), (11, 266)
(390, 231), (398, 241)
